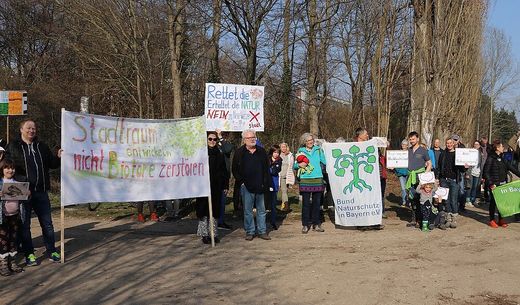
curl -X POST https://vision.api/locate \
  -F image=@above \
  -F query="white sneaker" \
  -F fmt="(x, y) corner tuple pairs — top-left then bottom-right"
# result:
(465, 202), (474, 208)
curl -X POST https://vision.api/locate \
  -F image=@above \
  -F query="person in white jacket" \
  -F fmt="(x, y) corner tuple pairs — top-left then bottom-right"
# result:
(279, 143), (295, 211)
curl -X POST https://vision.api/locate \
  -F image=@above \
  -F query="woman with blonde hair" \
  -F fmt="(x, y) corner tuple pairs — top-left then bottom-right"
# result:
(279, 142), (295, 211)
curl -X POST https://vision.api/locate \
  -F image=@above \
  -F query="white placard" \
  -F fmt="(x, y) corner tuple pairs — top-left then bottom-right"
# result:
(61, 110), (210, 206)
(455, 148), (479, 166)
(372, 137), (388, 148)
(204, 83), (264, 131)
(323, 140), (382, 226)
(1, 182), (30, 200)
(434, 187), (449, 200)
(386, 150), (408, 168)
(418, 172), (436, 185)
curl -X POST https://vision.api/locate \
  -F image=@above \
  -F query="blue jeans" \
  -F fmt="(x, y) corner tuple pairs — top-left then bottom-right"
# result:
(398, 176), (408, 205)
(466, 176), (480, 203)
(301, 192), (321, 227)
(441, 178), (459, 214)
(21, 191), (57, 256)
(241, 185), (266, 235)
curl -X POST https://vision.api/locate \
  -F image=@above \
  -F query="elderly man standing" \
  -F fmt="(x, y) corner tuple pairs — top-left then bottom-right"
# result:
(6, 119), (62, 266)
(232, 129), (271, 241)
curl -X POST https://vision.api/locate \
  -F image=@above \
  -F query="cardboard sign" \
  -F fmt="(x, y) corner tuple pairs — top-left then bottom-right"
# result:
(1, 182), (30, 200)
(455, 148), (479, 166)
(0, 91), (28, 115)
(204, 83), (264, 131)
(418, 172), (436, 185)
(386, 150), (408, 168)
(433, 187), (449, 200)
(372, 137), (388, 148)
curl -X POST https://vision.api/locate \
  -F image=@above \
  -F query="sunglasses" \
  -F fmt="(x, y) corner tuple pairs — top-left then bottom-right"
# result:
(208, 138), (218, 141)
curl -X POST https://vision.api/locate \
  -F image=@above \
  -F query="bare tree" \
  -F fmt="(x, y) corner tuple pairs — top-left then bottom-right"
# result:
(208, 0), (222, 83)
(168, 0), (187, 118)
(481, 26), (520, 141)
(409, 0), (487, 144)
(222, 0), (276, 85)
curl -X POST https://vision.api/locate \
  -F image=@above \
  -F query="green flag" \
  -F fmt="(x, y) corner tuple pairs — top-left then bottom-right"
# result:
(492, 180), (520, 217)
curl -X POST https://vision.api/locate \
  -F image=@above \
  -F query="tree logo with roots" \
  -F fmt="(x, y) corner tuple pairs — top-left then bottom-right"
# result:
(332, 145), (377, 194)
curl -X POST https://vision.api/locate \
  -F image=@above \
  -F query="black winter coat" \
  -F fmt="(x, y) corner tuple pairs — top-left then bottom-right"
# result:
(5, 137), (60, 192)
(196, 145), (229, 219)
(231, 145), (271, 193)
(483, 152), (520, 187)
(437, 149), (465, 182)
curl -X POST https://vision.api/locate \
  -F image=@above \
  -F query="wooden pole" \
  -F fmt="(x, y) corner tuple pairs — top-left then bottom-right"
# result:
(60, 205), (65, 263)
(60, 108), (65, 263)
(208, 195), (215, 247)
(6, 116), (9, 143)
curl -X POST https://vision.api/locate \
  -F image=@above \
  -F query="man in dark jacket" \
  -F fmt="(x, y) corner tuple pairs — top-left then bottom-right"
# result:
(231, 129), (271, 241)
(6, 119), (62, 266)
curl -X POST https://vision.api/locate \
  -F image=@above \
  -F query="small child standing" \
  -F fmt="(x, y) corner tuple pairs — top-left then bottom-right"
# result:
(268, 145), (282, 230)
(0, 159), (26, 276)
(415, 182), (440, 232)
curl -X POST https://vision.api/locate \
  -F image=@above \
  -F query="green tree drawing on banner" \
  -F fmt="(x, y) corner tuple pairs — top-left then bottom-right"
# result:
(332, 145), (377, 194)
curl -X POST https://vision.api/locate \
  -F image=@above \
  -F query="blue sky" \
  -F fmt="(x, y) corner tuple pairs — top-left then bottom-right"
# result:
(487, 0), (520, 119)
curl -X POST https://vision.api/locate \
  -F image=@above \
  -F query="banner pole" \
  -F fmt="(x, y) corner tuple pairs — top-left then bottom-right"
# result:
(60, 205), (65, 263)
(208, 195), (215, 247)
(60, 108), (65, 264)
(6, 116), (9, 143)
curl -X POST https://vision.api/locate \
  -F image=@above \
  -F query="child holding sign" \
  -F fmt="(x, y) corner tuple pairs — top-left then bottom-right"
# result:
(415, 182), (442, 232)
(0, 159), (26, 275)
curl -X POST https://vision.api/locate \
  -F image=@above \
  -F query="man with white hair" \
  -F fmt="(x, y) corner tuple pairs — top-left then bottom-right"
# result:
(231, 129), (272, 241)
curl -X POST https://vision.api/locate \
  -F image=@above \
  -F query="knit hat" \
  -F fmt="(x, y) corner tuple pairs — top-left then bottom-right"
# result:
(451, 134), (460, 141)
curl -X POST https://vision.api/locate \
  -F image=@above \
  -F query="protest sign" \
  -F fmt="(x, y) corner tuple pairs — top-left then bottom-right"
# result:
(455, 148), (479, 166)
(418, 172), (436, 185)
(1, 182), (30, 200)
(61, 110), (210, 205)
(323, 140), (382, 226)
(0, 90), (27, 115)
(386, 150), (408, 168)
(433, 187), (449, 200)
(492, 180), (520, 217)
(204, 83), (264, 131)
(372, 137), (388, 148)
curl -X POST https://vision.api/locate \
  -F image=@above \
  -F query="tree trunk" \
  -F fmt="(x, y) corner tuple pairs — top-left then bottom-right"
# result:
(307, 0), (319, 136)
(208, 0), (221, 83)
(168, 0), (185, 119)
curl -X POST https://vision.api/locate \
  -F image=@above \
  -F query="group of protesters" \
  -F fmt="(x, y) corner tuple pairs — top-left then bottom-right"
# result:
(2, 117), (520, 276)
(195, 127), (520, 243)
(0, 119), (62, 276)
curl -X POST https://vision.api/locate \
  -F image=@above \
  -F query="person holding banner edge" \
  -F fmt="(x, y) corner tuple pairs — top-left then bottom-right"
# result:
(483, 139), (520, 228)
(406, 131), (432, 228)
(5, 119), (62, 266)
(195, 131), (229, 244)
(232, 129), (271, 241)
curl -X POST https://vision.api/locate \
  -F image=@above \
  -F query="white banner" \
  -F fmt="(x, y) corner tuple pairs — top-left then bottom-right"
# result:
(61, 110), (210, 205)
(204, 83), (264, 131)
(323, 140), (382, 226)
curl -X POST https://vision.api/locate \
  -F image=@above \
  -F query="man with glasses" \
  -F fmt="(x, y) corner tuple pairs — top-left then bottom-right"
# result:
(231, 129), (272, 241)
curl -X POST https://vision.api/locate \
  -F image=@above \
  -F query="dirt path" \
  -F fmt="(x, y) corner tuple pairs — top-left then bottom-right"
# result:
(3, 203), (520, 305)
